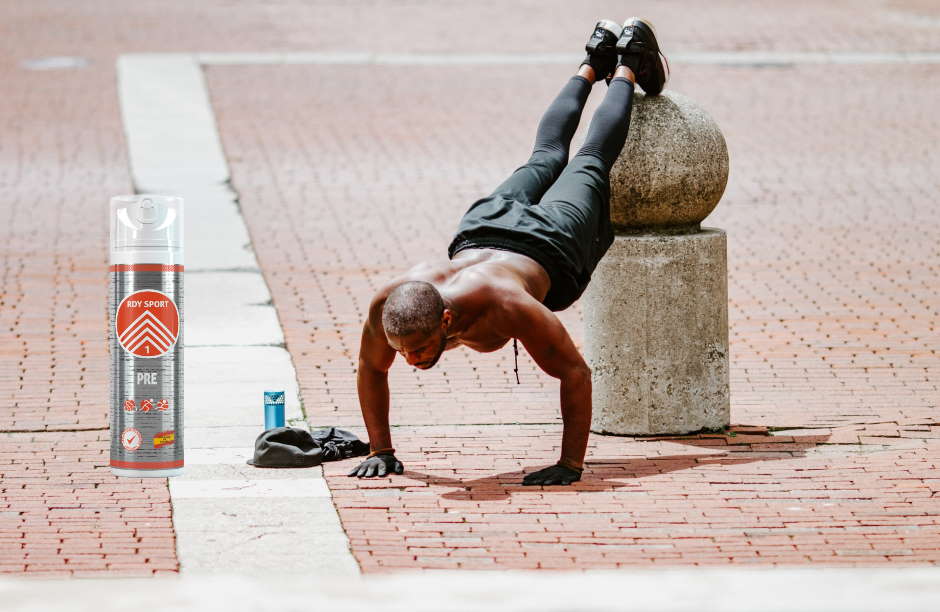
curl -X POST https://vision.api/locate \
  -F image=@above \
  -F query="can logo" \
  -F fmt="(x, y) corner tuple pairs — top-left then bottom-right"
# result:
(115, 289), (180, 358)
(121, 428), (143, 451)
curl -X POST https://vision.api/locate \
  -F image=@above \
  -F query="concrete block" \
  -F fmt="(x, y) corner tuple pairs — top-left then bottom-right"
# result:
(583, 229), (730, 434)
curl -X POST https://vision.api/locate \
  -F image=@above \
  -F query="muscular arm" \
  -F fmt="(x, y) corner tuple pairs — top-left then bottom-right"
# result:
(357, 293), (397, 452)
(502, 293), (592, 470)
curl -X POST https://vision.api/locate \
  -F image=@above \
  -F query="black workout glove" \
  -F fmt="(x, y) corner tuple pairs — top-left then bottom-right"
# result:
(522, 463), (582, 486)
(347, 453), (404, 478)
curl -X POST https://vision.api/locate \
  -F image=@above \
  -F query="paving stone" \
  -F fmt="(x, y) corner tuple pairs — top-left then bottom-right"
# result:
(169, 478), (329, 499)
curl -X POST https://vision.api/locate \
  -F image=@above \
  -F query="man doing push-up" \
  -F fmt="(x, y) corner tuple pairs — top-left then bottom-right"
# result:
(349, 18), (670, 485)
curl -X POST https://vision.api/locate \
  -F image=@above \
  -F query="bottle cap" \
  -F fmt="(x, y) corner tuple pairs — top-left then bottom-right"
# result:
(110, 194), (183, 251)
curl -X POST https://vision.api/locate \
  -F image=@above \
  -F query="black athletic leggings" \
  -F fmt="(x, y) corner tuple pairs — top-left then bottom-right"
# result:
(449, 74), (635, 317)
(488, 75), (634, 213)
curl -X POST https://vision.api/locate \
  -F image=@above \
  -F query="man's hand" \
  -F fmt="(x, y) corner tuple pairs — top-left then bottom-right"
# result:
(499, 294), (593, 488)
(347, 453), (404, 478)
(522, 463), (582, 486)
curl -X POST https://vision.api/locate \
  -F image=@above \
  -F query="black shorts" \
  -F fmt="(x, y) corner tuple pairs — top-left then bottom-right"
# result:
(446, 76), (631, 312)
(447, 154), (615, 312)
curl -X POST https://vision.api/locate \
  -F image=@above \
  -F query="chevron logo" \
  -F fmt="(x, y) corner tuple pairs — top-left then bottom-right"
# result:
(115, 289), (180, 358)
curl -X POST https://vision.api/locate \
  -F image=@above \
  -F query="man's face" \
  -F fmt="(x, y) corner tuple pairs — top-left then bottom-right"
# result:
(388, 328), (448, 370)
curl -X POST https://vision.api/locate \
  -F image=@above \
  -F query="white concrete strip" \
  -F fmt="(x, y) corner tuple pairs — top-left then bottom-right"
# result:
(185, 346), (301, 385)
(5, 568), (940, 610)
(194, 50), (940, 66)
(117, 55), (230, 189)
(184, 447), (251, 465)
(185, 272), (283, 346)
(20, 56), (89, 70)
(677, 51), (940, 65)
(118, 52), (359, 576)
(175, 185), (258, 272)
(184, 425), (286, 449)
(170, 478), (330, 498)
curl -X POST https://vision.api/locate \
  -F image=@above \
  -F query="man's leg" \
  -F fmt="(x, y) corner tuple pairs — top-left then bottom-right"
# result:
(537, 66), (636, 278)
(486, 68), (595, 205)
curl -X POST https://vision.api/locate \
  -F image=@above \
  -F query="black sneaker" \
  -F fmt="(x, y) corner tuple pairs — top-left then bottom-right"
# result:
(580, 19), (623, 85)
(616, 17), (670, 95)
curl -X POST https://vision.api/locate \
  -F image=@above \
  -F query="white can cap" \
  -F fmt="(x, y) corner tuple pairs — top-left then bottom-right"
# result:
(110, 194), (183, 252)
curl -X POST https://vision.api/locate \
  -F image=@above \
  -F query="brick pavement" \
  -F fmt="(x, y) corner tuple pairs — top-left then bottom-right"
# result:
(208, 60), (940, 570)
(1, 0), (939, 577)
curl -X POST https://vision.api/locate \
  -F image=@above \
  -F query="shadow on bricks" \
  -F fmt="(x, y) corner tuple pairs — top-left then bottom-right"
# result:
(394, 430), (833, 501)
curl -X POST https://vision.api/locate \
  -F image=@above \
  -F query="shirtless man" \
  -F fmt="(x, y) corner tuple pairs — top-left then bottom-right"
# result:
(348, 18), (669, 485)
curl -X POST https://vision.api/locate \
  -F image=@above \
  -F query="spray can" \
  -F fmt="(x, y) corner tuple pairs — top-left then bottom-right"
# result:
(109, 194), (184, 477)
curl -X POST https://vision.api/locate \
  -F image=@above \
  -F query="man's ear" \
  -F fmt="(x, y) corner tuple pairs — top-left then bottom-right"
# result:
(441, 308), (453, 330)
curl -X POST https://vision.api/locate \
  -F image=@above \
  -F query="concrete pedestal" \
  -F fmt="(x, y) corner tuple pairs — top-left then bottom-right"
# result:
(583, 229), (730, 435)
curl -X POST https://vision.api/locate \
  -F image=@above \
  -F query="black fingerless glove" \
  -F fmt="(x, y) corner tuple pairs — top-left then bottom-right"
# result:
(347, 451), (404, 478)
(522, 462), (582, 486)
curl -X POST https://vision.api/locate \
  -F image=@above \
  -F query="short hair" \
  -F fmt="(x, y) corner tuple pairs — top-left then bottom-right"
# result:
(381, 281), (444, 338)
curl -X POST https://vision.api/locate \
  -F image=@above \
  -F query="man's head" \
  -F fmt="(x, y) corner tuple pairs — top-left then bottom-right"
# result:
(382, 281), (452, 369)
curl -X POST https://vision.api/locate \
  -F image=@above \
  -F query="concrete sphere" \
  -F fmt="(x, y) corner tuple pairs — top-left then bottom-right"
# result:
(609, 90), (729, 232)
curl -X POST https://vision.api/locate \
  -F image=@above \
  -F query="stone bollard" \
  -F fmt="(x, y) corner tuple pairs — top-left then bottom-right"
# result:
(583, 90), (730, 435)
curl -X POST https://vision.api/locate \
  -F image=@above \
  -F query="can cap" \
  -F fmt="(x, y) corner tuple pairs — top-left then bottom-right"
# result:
(110, 194), (183, 251)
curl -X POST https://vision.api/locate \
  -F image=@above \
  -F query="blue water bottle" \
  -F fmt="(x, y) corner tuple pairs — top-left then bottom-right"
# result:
(264, 390), (286, 429)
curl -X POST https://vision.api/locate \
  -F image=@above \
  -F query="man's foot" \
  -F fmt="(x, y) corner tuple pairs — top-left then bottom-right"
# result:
(616, 17), (670, 95)
(580, 19), (622, 85)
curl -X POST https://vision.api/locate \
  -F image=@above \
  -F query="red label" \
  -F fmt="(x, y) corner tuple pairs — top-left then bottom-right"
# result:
(115, 290), (180, 358)
(110, 264), (184, 272)
(111, 459), (183, 469)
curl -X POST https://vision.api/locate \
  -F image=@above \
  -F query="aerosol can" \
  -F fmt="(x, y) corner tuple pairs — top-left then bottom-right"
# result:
(109, 195), (184, 477)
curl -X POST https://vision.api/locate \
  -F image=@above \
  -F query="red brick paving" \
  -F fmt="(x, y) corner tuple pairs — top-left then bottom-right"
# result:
(0, 431), (178, 576)
(322, 425), (940, 570)
(209, 59), (940, 570)
(2, 0), (940, 577)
